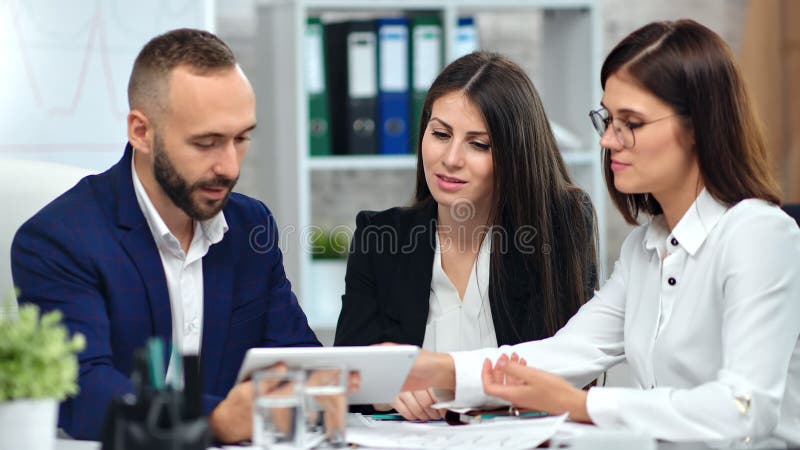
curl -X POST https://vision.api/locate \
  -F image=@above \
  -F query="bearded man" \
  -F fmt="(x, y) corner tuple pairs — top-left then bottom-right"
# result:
(11, 28), (320, 442)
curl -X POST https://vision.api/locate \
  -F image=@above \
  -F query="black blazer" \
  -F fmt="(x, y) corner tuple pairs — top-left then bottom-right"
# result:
(334, 199), (594, 348)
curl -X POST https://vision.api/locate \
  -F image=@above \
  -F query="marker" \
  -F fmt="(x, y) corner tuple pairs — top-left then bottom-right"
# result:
(146, 337), (166, 390)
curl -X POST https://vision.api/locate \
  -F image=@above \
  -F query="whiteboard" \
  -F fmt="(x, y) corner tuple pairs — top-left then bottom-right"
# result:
(0, 0), (215, 171)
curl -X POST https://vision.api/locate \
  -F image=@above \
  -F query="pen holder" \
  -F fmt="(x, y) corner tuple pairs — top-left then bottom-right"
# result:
(100, 390), (209, 450)
(101, 353), (209, 450)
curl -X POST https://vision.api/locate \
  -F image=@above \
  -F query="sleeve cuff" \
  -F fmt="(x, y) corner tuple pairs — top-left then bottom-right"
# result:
(586, 386), (623, 428)
(451, 350), (509, 408)
(451, 350), (489, 406)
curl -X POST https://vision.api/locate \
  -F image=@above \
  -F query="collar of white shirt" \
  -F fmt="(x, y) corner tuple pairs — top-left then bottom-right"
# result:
(643, 188), (728, 256)
(130, 150), (228, 253)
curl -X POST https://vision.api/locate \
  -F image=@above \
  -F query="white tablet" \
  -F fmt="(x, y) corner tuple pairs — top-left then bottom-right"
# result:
(236, 345), (420, 404)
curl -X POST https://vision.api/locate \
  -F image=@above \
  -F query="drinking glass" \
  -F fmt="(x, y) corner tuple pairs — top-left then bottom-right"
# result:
(252, 368), (304, 449)
(303, 364), (348, 448)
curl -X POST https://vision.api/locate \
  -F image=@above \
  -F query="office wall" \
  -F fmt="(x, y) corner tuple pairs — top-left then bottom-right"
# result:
(0, 0), (214, 172)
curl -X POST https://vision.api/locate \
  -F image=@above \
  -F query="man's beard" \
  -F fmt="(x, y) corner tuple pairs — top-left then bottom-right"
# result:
(153, 135), (237, 221)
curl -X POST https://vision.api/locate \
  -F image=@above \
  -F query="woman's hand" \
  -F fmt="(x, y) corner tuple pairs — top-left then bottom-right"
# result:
(481, 354), (592, 423)
(483, 352), (527, 387)
(401, 349), (455, 392)
(390, 388), (445, 421)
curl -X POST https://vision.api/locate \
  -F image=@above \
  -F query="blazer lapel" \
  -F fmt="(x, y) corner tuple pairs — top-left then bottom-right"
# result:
(396, 201), (437, 345)
(200, 237), (234, 391)
(119, 229), (172, 353)
(114, 144), (172, 364)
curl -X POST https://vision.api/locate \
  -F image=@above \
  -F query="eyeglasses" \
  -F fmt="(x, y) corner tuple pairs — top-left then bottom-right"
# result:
(589, 107), (677, 149)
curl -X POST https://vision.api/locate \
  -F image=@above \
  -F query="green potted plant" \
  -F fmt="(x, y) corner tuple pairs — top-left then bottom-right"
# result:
(0, 295), (85, 450)
(309, 227), (351, 260)
(308, 227), (351, 322)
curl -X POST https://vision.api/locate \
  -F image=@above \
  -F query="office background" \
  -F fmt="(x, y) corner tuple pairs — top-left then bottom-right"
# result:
(1, 0), (797, 343)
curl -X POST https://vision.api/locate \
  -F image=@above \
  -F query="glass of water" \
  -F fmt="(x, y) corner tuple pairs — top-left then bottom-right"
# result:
(303, 364), (348, 448)
(252, 368), (304, 449)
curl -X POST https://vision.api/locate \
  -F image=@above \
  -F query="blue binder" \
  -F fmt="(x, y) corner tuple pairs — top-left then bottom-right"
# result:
(377, 18), (411, 155)
(454, 17), (478, 59)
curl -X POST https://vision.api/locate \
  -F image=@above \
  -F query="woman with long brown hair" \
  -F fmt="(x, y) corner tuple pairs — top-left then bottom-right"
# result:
(334, 52), (597, 420)
(401, 20), (800, 442)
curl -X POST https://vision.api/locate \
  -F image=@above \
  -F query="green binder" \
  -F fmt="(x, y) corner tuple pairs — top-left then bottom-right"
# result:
(409, 15), (443, 154)
(306, 18), (331, 156)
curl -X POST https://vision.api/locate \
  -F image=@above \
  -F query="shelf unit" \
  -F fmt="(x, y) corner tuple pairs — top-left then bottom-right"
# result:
(305, 150), (597, 171)
(255, 0), (605, 331)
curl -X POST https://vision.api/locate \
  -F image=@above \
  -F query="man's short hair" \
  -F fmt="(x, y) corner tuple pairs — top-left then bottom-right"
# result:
(127, 28), (237, 115)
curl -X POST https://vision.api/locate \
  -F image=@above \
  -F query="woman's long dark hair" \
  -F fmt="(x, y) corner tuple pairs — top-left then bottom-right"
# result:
(600, 19), (782, 224)
(413, 52), (598, 340)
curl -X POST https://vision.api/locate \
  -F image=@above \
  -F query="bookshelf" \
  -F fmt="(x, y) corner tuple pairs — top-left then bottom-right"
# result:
(255, 0), (605, 332)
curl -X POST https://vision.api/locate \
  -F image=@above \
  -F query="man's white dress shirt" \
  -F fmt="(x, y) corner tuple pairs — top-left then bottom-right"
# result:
(450, 190), (800, 443)
(131, 153), (228, 381)
(422, 232), (498, 352)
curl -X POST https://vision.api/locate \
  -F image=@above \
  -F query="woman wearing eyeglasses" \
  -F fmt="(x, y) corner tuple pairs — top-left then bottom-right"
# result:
(400, 19), (800, 443)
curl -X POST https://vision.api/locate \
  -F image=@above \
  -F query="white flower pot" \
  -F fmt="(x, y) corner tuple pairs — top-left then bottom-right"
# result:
(0, 398), (58, 450)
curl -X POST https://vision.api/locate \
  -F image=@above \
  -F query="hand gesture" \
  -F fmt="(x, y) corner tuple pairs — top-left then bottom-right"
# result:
(481, 354), (592, 423)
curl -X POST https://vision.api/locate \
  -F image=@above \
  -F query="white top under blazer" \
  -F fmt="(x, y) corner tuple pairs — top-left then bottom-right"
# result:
(422, 231), (497, 353)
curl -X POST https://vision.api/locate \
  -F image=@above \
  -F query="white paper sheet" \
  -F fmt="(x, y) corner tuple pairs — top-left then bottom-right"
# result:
(347, 413), (567, 450)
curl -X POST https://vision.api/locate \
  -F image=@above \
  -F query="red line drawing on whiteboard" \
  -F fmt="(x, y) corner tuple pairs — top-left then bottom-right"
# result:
(8, 1), (125, 119)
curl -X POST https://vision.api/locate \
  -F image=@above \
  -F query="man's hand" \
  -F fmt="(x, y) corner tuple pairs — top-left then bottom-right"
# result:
(209, 362), (295, 443)
(208, 380), (254, 443)
(347, 370), (361, 394)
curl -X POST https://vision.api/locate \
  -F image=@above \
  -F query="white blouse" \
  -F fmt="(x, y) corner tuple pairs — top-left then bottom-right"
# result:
(450, 190), (800, 444)
(422, 231), (498, 352)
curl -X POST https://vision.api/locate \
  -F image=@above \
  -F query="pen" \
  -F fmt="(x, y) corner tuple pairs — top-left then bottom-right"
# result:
(367, 414), (447, 423)
(468, 410), (548, 422)
(367, 413), (405, 421)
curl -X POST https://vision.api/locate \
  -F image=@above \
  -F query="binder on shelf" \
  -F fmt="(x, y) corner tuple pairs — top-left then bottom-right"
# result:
(454, 16), (479, 59)
(306, 18), (331, 156)
(325, 20), (379, 155)
(409, 15), (443, 153)
(377, 17), (411, 155)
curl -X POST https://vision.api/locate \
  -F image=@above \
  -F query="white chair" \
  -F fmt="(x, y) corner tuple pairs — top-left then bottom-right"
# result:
(0, 159), (93, 309)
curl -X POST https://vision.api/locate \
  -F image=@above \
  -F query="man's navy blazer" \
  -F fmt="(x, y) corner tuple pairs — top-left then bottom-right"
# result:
(11, 145), (320, 439)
